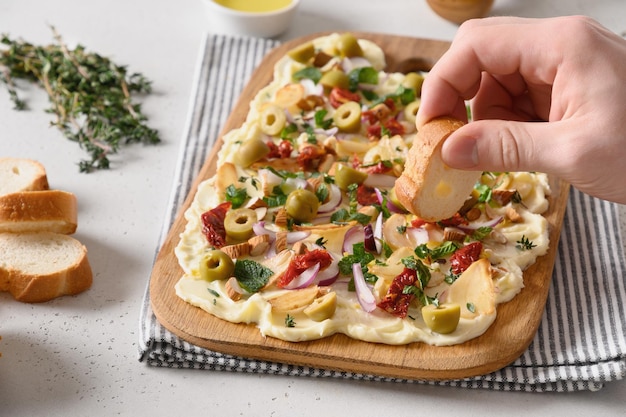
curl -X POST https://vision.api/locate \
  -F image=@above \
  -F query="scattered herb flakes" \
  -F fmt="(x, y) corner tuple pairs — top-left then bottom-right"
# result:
(285, 314), (296, 328)
(233, 259), (273, 293)
(516, 235), (536, 251)
(467, 302), (476, 314)
(0, 27), (161, 172)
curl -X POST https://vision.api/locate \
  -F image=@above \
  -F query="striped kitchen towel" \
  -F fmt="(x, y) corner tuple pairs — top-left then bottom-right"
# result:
(138, 33), (626, 392)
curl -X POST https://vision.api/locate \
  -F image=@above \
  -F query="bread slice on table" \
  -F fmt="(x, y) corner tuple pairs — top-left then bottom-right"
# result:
(395, 117), (482, 222)
(0, 158), (49, 195)
(0, 232), (93, 303)
(0, 190), (78, 234)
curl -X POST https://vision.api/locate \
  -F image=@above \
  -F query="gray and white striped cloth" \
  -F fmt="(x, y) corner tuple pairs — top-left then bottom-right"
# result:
(138, 34), (626, 392)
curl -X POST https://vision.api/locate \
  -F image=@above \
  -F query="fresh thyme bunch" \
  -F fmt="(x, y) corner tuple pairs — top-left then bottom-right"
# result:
(0, 28), (160, 172)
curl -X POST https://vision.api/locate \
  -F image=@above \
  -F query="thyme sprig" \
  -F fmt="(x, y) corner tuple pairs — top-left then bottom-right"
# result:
(0, 27), (160, 172)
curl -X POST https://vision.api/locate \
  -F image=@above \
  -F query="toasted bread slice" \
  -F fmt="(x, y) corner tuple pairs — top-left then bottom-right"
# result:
(0, 158), (49, 195)
(0, 190), (78, 234)
(0, 232), (93, 303)
(395, 117), (481, 222)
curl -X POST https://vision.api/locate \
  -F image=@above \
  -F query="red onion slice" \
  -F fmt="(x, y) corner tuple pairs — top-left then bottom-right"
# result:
(286, 230), (311, 243)
(407, 226), (429, 246)
(316, 256), (340, 286)
(352, 263), (377, 313)
(284, 263), (320, 290)
(253, 221), (276, 240)
(227, 277), (248, 295)
(343, 226), (364, 254)
(318, 183), (342, 213)
(373, 212), (383, 254)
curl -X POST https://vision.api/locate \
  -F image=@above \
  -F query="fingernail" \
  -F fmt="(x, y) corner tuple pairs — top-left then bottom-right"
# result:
(442, 135), (478, 168)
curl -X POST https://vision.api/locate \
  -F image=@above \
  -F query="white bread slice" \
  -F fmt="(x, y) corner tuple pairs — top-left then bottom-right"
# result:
(395, 117), (481, 222)
(0, 190), (78, 234)
(0, 232), (93, 303)
(0, 158), (49, 195)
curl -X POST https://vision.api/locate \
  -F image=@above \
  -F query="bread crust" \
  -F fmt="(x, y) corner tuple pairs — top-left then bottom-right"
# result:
(0, 232), (93, 303)
(395, 117), (481, 221)
(0, 190), (78, 234)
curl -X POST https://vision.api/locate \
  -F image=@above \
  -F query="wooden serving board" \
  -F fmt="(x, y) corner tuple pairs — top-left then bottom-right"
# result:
(150, 32), (570, 380)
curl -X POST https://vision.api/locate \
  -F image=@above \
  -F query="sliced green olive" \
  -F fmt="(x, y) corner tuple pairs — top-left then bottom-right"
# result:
(421, 303), (461, 334)
(199, 250), (235, 282)
(259, 104), (287, 136)
(285, 189), (319, 223)
(319, 69), (350, 90)
(224, 208), (258, 241)
(334, 163), (368, 191)
(336, 33), (363, 57)
(403, 99), (421, 125)
(235, 138), (270, 168)
(287, 42), (315, 64)
(333, 101), (362, 133)
(402, 72), (425, 94)
(388, 186), (407, 212)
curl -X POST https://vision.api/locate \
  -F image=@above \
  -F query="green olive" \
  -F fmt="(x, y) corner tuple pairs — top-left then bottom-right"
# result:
(402, 72), (425, 94)
(259, 104), (287, 136)
(421, 303), (461, 334)
(287, 42), (315, 64)
(333, 101), (362, 132)
(199, 250), (235, 282)
(224, 208), (258, 241)
(319, 69), (350, 90)
(303, 292), (337, 321)
(235, 138), (270, 168)
(336, 33), (363, 57)
(403, 99), (421, 125)
(334, 163), (368, 191)
(285, 189), (319, 223)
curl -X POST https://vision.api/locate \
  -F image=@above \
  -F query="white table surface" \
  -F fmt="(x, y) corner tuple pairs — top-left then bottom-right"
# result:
(1, 0), (625, 415)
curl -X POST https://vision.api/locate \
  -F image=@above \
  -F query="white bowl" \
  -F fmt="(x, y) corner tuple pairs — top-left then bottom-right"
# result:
(202, 0), (300, 38)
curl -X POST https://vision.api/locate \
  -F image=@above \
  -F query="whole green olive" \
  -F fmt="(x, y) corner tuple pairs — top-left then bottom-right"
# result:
(421, 303), (461, 334)
(319, 70), (350, 90)
(333, 101), (362, 132)
(402, 72), (425, 94)
(235, 138), (270, 168)
(287, 42), (315, 64)
(199, 250), (235, 281)
(224, 208), (258, 241)
(285, 189), (319, 223)
(336, 33), (363, 57)
(334, 163), (368, 191)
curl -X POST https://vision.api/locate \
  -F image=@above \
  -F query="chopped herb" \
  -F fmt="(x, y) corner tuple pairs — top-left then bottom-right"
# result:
(396, 225), (407, 234)
(207, 288), (220, 297)
(280, 122), (299, 140)
(348, 66), (378, 91)
(401, 256), (431, 289)
(474, 183), (493, 203)
(415, 241), (460, 262)
(516, 235), (536, 251)
(339, 242), (375, 279)
(304, 123), (317, 143)
(293, 67), (322, 84)
(315, 236), (327, 248)
(444, 272), (460, 285)
(285, 314), (296, 328)
(315, 182), (329, 203)
(314, 109), (333, 130)
(330, 208), (371, 226)
(263, 193), (288, 208)
(467, 302), (476, 313)
(225, 184), (248, 209)
(233, 259), (273, 293)
(470, 226), (492, 242)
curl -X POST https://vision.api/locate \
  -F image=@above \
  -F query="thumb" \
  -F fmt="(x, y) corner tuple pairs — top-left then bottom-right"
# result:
(440, 119), (570, 175)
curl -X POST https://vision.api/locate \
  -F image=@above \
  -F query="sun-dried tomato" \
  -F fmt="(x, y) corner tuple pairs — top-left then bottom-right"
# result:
(377, 267), (417, 318)
(366, 118), (405, 140)
(356, 184), (379, 206)
(411, 218), (427, 228)
(449, 241), (483, 275)
(200, 202), (231, 248)
(296, 145), (325, 171)
(364, 161), (392, 175)
(266, 140), (293, 159)
(277, 248), (333, 288)
(328, 87), (361, 109)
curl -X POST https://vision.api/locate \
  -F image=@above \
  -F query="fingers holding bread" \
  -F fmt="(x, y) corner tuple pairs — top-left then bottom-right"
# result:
(395, 117), (481, 222)
(0, 158), (93, 303)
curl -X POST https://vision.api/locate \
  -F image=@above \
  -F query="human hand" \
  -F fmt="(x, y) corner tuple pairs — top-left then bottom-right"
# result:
(417, 16), (626, 204)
